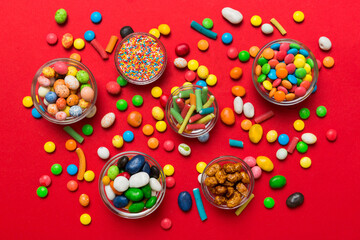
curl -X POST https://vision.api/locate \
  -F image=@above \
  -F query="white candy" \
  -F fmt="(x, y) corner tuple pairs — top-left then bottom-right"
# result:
(276, 148), (288, 160)
(104, 185), (115, 200)
(97, 147), (110, 160)
(222, 7), (243, 24)
(243, 102), (255, 118)
(261, 23), (274, 35)
(233, 96), (243, 114)
(301, 133), (317, 145)
(178, 143), (191, 156)
(38, 86), (50, 98)
(113, 176), (129, 192)
(198, 174), (202, 184)
(129, 172), (150, 188)
(86, 105), (97, 118)
(43, 99), (50, 106)
(174, 58), (187, 69)
(101, 112), (115, 128)
(319, 36), (332, 51)
(151, 190), (157, 197)
(149, 178), (162, 192)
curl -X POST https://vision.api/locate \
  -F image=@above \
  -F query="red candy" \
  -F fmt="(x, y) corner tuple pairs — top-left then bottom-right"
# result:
(278, 86), (288, 94)
(286, 63), (296, 74)
(300, 80), (311, 90)
(279, 43), (290, 52)
(316, 59), (322, 70)
(159, 94), (169, 108)
(185, 70), (196, 82)
(295, 86), (306, 97)
(268, 59), (279, 68)
(287, 137), (299, 154)
(254, 111), (274, 124)
(46, 33), (58, 45)
(276, 51), (286, 61)
(175, 43), (190, 56)
(163, 140), (175, 152)
(39, 175), (51, 187)
(175, 98), (185, 110)
(326, 129), (337, 142)
(118, 172), (130, 179)
(272, 78), (281, 87)
(54, 62), (68, 75)
(165, 177), (176, 188)
(227, 47), (239, 59)
(284, 54), (294, 64)
(106, 81), (121, 95)
(160, 218), (172, 230)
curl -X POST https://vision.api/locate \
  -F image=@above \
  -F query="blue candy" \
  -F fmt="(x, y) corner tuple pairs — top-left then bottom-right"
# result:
(113, 195), (129, 208)
(288, 74), (297, 84)
(199, 107), (214, 115)
(67, 164), (78, 176)
(45, 91), (57, 103)
(312, 85), (317, 93)
(229, 139), (244, 148)
(198, 133), (210, 143)
(32, 107), (42, 119)
(90, 11), (102, 24)
(299, 49), (309, 57)
(270, 43), (280, 50)
(178, 191), (192, 212)
(287, 48), (298, 55)
(267, 69), (277, 80)
(123, 130), (134, 142)
(193, 188), (207, 221)
(84, 30), (95, 42)
(196, 80), (207, 88)
(278, 134), (290, 146)
(125, 154), (145, 174)
(142, 162), (151, 175)
(221, 33), (233, 45)
(69, 105), (82, 117)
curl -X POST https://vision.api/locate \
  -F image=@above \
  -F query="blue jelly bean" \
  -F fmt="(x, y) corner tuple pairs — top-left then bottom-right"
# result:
(287, 48), (298, 55)
(270, 43), (280, 50)
(178, 191), (192, 212)
(288, 74), (297, 84)
(196, 80), (207, 88)
(113, 195), (129, 208)
(229, 139), (244, 148)
(198, 133), (210, 143)
(67, 164), (78, 176)
(32, 107), (42, 119)
(123, 130), (134, 142)
(221, 33), (233, 45)
(90, 11), (102, 23)
(45, 91), (57, 103)
(278, 134), (290, 146)
(69, 105), (82, 117)
(142, 162), (151, 175)
(299, 49), (309, 57)
(125, 154), (145, 174)
(84, 30), (95, 41)
(312, 85), (317, 93)
(268, 69), (277, 80)
(199, 107), (214, 115)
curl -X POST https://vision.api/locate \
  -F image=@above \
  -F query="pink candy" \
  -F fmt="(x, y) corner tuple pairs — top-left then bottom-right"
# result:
(251, 166), (262, 179)
(166, 177), (176, 188)
(227, 47), (239, 59)
(161, 218), (172, 230)
(37, 76), (51, 87)
(54, 62), (68, 75)
(55, 111), (67, 120)
(46, 33), (58, 45)
(244, 156), (256, 168)
(295, 86), (306, 97)
(39, 175), (52, 187)
(163, 140), (175, 152)
(106, 81), (121, 95)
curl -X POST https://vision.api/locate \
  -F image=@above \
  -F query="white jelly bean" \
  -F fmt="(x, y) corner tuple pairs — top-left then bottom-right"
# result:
(43, 99), (50, 106)
(38, 86), (50, 98)
(276, 148), (288, 160)
(129, 172), (150, 188)
(101, 112), (115, 128)
(178, 143), (191, 156)
(198, 174), (202, 184)
(243, 102), (255, 118)
(97, 147), (110, 160)
(150, 178), (162, 192)
(319, 36), (332, 51)
(113, 176), (129, 192)
(105, 185), (115, 200)
(261, 23), (274, 35)
(234, 96), (243, 114)
(221, 7), (243, 24)
(301, 133), (317, 145)
(86, 105), (97, 118)
(174, 58), (187, 69)
(151, 190), (157, 197)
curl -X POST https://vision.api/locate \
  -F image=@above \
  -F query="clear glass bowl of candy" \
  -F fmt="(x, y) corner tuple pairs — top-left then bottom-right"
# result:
(200, 156), (255, 210)
(99, 151), (166, 219)
(114, 32), (167, 85)
(31, 58), (97, 124)
(252, 39), (319, 106)
(165, 85), (219, 138)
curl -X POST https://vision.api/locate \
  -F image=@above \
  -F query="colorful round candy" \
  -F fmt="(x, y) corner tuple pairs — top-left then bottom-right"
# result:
(67, 164), (78, 175)
(82, 124), (93, 136)
(202, 18), (213, 29)
(80, 213), (91, 225)
(51, 163), (62, 175)
(116, 99), (128, 111)
(326, 129), (337, 142)
(278, 134), (289, 145)
(132, 95), (143, 107)
(296, 141), (308, 153)
(123, 130), (134, 142)
(299, 108), (310, 119)
(316, 106), (327, 117)
(300, 157), (311, 168)
(90, 11), (102, 23)
(264, 197), (275, 208)
(44, 141), (56, 153)
(37, 186), (48, 198)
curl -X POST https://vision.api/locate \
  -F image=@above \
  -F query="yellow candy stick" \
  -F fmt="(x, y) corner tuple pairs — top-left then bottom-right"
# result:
(202, 95), (214, 109)
(270, 18), (287, 36)
(194, 113), (215, 124)
(235, 193), (254, 216)
(178, 105), (196, 134)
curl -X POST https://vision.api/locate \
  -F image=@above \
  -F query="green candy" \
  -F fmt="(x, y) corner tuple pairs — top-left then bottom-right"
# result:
(269, 175), (287, 189)
(80, 84), (92, 91)
(202, 18), (214, 29)
(76, 70), (90, 84)
(172, 96), (180, 112)
(261, 64), (271, 75)
(201, 87), (208, 104)
(238, 51), (250, 62)
(257, 57), (268, 66)
(141, 184), (152, 199)
(132, 95), (143, 107)
(51, 164), (62, 175)
(295, 68), (306, 78)
(296, 78), (303, 86)
(129, 202), (145, 213)
(117, 76), (128, 87)
(296, 141), (308, 153)
(264, 197), (275, 209)
(119, 169), (125, 173)
(299, 108), (310, 119)
(306, 58), (314, 69)
(116, 99), (128, 111)
(37, 186), (48, 198)
(145, 196), (157, 208)
(55, 9), (67, 24)
(107, 166), (120, 180)
(289, 43), (300, 50)
(82, 124), (93, 136)
(316, 106), (327, 117)
(257, 74), (267, 83)
(179, 89), (194, 98)
(125, 188), (144, 202)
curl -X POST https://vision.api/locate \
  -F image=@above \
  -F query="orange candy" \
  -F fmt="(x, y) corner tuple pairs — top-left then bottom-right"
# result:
(274, 91), (286, 102)
(263, 48), (274, 59)
(127, 111), (142, 128)
(323, 56), (334, 68)
(110, 181), (123, 195)
(269, 88), (276, 98)
(66, 94), (79, 106)
(231, 85), (246, 97)
(67, 180), (78, 192)
(198, 39), (209, 51)
(148, 137), (159, 149)
(53, 79), (65, 89)
(275, 62), (286, 70)
(276, 67), (288, 79)
(220, 107), (235, 125)
(241, 119), (252, 131)
(281, 80), (292, 89)
(142, 124), (154, 136)
(65, 139), (77, 151)
(70, 53), (81, 62)
(255, 65), (262, 76)
(249, 46), (260, 57)
(230, 67), (243, 80)
(79, 193), (90, 207)
(285, 93), (296, 101)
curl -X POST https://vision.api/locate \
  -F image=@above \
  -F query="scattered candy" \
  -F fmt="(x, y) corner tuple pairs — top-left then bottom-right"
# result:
(196, 162), (207, 173)
(148, 137), (159, 149)
(319, 36), (332, 51)
(90, 11), (102, 23)
(44, 141), (56, 153)
(241, 119), (252, 131)
(175, 43), (190, 56)
(67, 164), (78, 176)
(55, 8), (67, 24)
(63, 126), (84, 144)
(123, 130), (134, 142)
(251, 166), (262, 179)
(249, 124), (263, 144)
(101, 112), (115, 128)
(163, 164), (175, 176)
(198, 39), (209, 51)
(264, 197), (275, 209)
(112, 135), (124, 148)
(178, 191), (193, 212)
(261, 23), (273, 34)
(233, 97), (243, 115)
(326, 129), (337, 142)
(278, 134), (290, 146)
(76, 148), (86, 181)
(249, 46), (260, 58)
(244, 156), (256, 167)
(23, 96), (33, 108)
(293, 11), (305, 23)
(238, 50), (250, 62)
(316, 106), (327, 117)
(299, 108), (310, 119)
(221, 33), (233, 44)
(84, 170), (95, 182)
(106, 81), (121, 95)
(300, 157), (312, 168)
(164, 140), (175, 152)
(67, 180), (78, 192)
(301, 133), (317, 144)
(222, 7), (243, 24)
(51, 163), (62, 175)
(82, 124), (93, 136)
(116, 99), (128, 111)
(127, 111), (143, 127)
(190, 20), (217, 39)
(193, 188), (207, 221)
(98, 147), (110, 160)
(37, 186), (48, 198)
(74, 38), (85, 50)
(293, 119), (305, 131)
(155, 121), (167, 132)
(79, 194), (90, 207)
(221, 107), (235, 125)
(46, 33), (58, 45)
(206, 74), (217, 86)
(202, 18), (213, 29)
(254, 110), (274, 124)
(166, 177), (176, 188)
(256, 156), (274, 172)
(323, 56), (334, 68)
(286, 192), (304, 208)
(178, 143), (191, 156)
(230, 67), (242, 80)
(270, 18), (287, 35)
(62, 33), (73, 49)
(269, 175), (286, 189)
(250, 15), (262, 27)
(227, 47), (239, 59)
(161, 218), (172, 230)
(132, 95), (144, 107)
(229, 139), (244, 148)
(243, 102), (255, 118)
(120, 26), (134, 38)
(287, 137), (299, 154)
(84, 30), (95, 41)
(39, 175), (51, 187)
(151, 87), (162, 98)
(266, 130), (278, 143)
(296, 141), (308, 153)
(80, 213), (91, 225)
(91, 39), (109, 59)
(276, 148), (288, 160)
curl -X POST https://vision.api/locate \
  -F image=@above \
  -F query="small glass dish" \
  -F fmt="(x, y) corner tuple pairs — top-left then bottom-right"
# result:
(114, 32), (167, 85)
(31, 58), (97, 125)
(99, 151), (166, 219)
(252, 39), (319, 106)
(201, 156), (255, 210)
(165, 85), (219, 138)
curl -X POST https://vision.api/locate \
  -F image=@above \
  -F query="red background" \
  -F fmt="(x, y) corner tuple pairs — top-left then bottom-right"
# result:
(1, 0), (360, 239)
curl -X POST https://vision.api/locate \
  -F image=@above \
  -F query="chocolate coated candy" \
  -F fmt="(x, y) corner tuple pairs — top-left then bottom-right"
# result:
(149, 166), (160, 179)
(120, 26), (134, 38)
(286, 192), (304, 208)
(125, 155), (145, 174)
(117, 156), (129, 170)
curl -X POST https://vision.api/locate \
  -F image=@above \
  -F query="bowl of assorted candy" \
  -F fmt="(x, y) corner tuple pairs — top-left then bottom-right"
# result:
(201, 156), (254, 210)
(165, 84), (219, 138)
(252, 39), (319, 106)
(99, 151), (166, 219)
(114, 32), (167, 85)
(31, 58), (97, 124)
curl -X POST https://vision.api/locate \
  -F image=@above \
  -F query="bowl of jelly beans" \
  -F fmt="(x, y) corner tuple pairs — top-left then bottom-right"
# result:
(114, 32), (167, 85)
(252, 39), (319, 106)
(99, 151), (166, 219)
(31, 58), (97, 124)
(201, 156), (254, 210)
(165, 84), (219, 138)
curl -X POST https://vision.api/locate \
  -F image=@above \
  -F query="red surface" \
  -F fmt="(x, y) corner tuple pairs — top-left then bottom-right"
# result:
(1, 0), (360, 239)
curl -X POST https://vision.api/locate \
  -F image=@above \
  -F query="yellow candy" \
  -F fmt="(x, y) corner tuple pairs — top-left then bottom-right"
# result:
(249, 124), (263, 144)
(80, 213), (91, 225)
(44, 141), (56, 153)
(294, 54), (306, 61)
(79, 99), (90, 109)
(112, 135), (124, 148)
(188, 59), (199, 71)
(152, 106), (164, 120)
(151, 86), (162, 98)
(293, 11), (305, 23)
(183, 82), (192, 86)
(256, 156), (274, 172)
(294, 58), (305, 68)
(304, 63), (311, 73)
(250, 15), (262, 27)
(84, 170), (95, 182)
(266, 130), (278, 143)
(36, 95), (39, 103)
(293, 119), (305, 131)
(149, 28), (160, 38)
(303, 74), (313, 82)
(300, 157), (311, 168)
(67, 66), (78, 76)
(206, 74), (217, 86)
(197, 65), (209, 79)
(163, 164), (174, 176)
(171, 86), (179, 94)
(158, 24), (171, 35)
(64, 106), (71, 117)
(196, 162), (207, 173)
(74, 38), (85, 50)
(102, 176), (110, 185)
(156, 120), (167, 132)
(263, 80), (272, 91)
(23, 96), (33, 108)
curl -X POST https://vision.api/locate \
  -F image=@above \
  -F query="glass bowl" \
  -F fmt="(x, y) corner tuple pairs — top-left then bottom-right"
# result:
(252, 39), (319, 106)
(165, 85), (219, 138)
(31, 58), (97, 125)
(99, 151), (166, 219)
(114, 32), (167, 85)
(201, 156), (255, 210)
